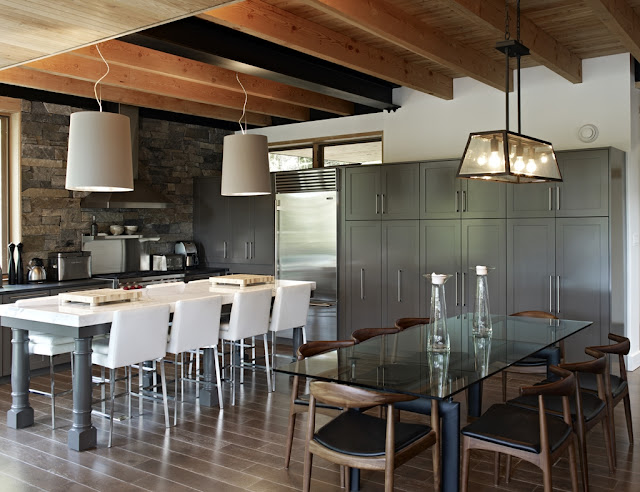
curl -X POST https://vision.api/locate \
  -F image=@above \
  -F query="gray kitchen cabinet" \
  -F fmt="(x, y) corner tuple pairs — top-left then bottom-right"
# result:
(343, 221), (383, 333)
(382, 221), (420, 327)
(507, 182), (555, 218)
(420, 160), (506, 219)
(344, 164), (419, 221)
(507, 218), (556, 315)
(194, 176), (274, 269)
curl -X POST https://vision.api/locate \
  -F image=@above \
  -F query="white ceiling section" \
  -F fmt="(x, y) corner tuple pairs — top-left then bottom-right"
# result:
(0, 0), (235, 69)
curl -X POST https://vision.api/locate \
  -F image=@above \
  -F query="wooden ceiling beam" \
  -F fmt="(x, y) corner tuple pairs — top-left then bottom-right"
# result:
(0, 67), (272, 126)
(200, 0), (453, 100)
(584, 0), (640, 62)
(72, 40), (354, 116)
(23, 53), (309, 121)
(299, 0), (507, 91)
(447, 0), (583, 84)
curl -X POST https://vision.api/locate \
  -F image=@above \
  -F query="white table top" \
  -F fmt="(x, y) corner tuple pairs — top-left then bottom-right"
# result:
(0, 279), (316, 328)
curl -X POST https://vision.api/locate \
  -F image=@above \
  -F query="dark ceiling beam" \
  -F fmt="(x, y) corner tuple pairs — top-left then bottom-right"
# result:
(121, 18), (399, 111)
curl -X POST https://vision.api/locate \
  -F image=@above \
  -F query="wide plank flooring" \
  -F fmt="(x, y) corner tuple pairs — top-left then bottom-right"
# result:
(0, 348), (639, 491)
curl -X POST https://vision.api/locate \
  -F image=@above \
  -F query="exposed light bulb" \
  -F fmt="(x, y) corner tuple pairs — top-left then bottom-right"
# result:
(540, 153), (548, 164)
(477, 154), (487, 166)
(489, 151), (501, 168)
(513, 156), (525, 172)
(526, 159), (537, 173)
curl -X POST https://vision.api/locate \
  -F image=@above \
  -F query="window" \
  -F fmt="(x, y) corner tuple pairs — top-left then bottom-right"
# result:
(269, 132), (382, 172)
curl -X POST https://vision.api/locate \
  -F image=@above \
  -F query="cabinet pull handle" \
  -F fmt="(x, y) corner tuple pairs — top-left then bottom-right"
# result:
(556, 187), (560, 211)
(462, 190), (467, 212)
(397, 269), (402, 303)
(360, 268), (365, 300)
(223, 241), (227, 259)
(245, 242), (249, 259)
(381, 193), (386, 214)
(375, 194), (380, 214)
(455, 272), (459, 306)
(456, 191), (460, 213)
(250, 241), (253, 259)
(549, 275), (553, 312)
(548, 187), (553, 211)
(556, 275), (561, 313)
(462, 272), (466, 307)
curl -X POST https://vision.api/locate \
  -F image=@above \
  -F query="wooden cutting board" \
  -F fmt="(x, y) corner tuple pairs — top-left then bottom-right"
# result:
(58, 288), (143, 306)
(210, 274), (274, 287)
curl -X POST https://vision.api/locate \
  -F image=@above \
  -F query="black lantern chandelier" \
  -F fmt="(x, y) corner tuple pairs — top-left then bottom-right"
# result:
(457, 0), (562, 183)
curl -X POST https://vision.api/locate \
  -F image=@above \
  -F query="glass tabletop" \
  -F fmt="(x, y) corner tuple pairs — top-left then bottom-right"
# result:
(275, 315), (592, 401)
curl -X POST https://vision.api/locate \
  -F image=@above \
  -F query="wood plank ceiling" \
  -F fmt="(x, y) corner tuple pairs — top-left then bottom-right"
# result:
(0, 0), (639, 128)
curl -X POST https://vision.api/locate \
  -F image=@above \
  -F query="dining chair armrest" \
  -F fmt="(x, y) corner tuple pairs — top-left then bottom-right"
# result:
(558, 348), (606, 374)
(297, 340), (355, 360)
(394, 317), (430, 330)
(587, 334), (630, 355)
(520, 366), (574, 397)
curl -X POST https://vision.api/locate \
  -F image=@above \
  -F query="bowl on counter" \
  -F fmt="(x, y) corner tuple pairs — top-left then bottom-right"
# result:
(124, 225), (138, 235)
(109, 225), (124, 235)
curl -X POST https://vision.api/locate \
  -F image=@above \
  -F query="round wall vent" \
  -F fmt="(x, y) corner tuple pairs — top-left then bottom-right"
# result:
(578, 124), (599, 143)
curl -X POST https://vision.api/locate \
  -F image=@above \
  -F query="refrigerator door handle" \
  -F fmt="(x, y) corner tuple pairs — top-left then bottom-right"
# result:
(397, 269), (402, 303)
(360, 268), (365, 300)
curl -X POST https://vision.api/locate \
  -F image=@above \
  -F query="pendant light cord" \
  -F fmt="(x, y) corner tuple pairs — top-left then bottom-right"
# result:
(236, 73), (248, 135)
(94, 44), (109, 113)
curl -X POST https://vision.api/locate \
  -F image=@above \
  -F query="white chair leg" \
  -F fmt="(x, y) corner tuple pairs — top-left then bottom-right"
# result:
(101, 366), (106, 414)
(263, 334), (272, 393)
(251, 336), (256, 365)
(231, 345), (236, 406)
(221, 340), (225, 380)
(180, 352), (185, 400)
(302, 326), (307, 344)
(159, 360), (170, 428)
(271, 331), (276, 391)
(214, 345), (224, 410)
(138, 364), (144, 416)
(195, 350), (200, 398)
(49, 356), (56, 428)
(109, 368), (116, 448)
(174, 355), (179, 427)
(127, 366), (132, 419)
(240, 338), (245, 384)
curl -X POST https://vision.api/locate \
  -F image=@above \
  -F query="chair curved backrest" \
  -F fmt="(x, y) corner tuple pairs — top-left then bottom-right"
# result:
(297, 340), (355, 360)
(224, 288), (272, 340)
(167, 296), (222, 354)
(351, 327), (400, 344)
(310, 381), (417, 409)
(395, 317), (430, 330)
(106, 304), (171, 368)
(270, 283), (312, 333)
(145, 282), (186, 298)
(510, 310), (558, 319)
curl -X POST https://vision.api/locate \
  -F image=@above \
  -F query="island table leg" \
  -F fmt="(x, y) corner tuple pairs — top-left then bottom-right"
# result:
(67, 337), (97, 451)
(199, 347), (219, 407)
(7, 328), (34, 429)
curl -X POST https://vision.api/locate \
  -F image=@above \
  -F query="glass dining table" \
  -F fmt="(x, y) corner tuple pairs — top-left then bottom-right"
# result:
(275, 314), (592, 492)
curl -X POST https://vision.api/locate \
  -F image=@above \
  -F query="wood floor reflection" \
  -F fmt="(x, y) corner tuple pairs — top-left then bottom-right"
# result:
(0, 352), (638, 491)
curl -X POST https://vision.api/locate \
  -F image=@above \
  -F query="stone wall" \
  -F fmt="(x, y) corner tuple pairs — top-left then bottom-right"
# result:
(20, 100), (231, 267)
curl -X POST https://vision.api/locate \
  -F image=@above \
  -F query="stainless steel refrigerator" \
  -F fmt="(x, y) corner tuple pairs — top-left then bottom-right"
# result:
(275, 168), (339, 340)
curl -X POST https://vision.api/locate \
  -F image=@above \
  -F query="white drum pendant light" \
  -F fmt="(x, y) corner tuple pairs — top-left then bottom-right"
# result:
(221, 74), (271, 196)
(65, 44), (133, 192)
(66, 111), (133, 191)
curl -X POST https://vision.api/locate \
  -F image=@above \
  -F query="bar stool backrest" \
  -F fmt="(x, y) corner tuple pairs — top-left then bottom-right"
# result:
(167, 296), (222, 354)
(270, 283), (312, 333)
(225, 289), (272, 340)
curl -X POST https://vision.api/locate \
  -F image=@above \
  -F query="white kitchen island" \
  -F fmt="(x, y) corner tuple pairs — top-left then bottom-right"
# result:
(1, 279), (315, 451)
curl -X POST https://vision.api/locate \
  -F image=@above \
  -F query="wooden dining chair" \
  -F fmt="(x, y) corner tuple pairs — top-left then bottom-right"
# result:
(394, 317), (430, 330)
(351, 327), (400, 343)
(502, 310), (562, 401)
(284, 340), (355, 469)
(585, 333), (633, 463)
(461, 366), (580, 492)
(303, 381), (440, 492)
(505, 348), (615, 490)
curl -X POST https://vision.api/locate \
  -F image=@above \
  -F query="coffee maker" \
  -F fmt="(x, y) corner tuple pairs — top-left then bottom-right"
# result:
(175, 241), (199, 268)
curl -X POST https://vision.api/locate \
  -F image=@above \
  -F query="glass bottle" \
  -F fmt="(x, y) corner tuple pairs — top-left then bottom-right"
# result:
(425, 273), (451, 352)
(91, 215), (98, 236)
(473, 335), (492, 377)
(472, 265), (492, 337)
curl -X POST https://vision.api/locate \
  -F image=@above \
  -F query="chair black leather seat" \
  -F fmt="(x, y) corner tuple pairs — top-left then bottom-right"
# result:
(314, 409), (431, 457)
(579, 372), (627, 398)
(513, 356), (547, 367)
(508, 391), (606, 423)
(461, 404), (572, 454)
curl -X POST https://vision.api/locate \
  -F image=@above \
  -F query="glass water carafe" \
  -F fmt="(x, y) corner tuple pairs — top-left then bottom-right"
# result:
(425, 273), (451, 352)
(472, 265), (492, 337)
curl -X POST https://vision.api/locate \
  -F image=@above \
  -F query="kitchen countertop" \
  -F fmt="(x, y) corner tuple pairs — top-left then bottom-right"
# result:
(0, 278), (113, 294)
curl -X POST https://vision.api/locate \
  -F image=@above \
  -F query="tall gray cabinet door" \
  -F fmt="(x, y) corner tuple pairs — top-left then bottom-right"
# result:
(462, 181), (507, 218)
(507, 219), (556, 315)
(507, 183), (556, 218)
(194, 177), (230, 264)
(462, 219), (507, 316)
(556, 149), (609, 217)
(420, 220), (462, 318)
(344, 167), (382, 220)
(382, 221), (420, 327)
(556, 217), (609, 360)
(251, 194), (275, 266)
(228, 196), (253, 263)
(381, 164), (419, 220)
(344, 221), (383, 332)
(420, 161), (461, 219)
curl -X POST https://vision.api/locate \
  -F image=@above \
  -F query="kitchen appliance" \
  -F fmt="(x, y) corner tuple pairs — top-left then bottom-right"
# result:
(175, 241), (199, 268)
(275, 168), (339, 340)
(152, 254), (185, 271)
(27, 258), (47, 283)
(81, 234), (159, 273)
(48, 252), (92, 281)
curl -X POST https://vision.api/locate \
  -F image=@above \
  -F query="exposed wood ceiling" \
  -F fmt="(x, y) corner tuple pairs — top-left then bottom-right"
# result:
(0, 0), (639, 129)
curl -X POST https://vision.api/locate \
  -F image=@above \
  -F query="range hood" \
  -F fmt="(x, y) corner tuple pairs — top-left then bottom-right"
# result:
(80, 105), (171, 209)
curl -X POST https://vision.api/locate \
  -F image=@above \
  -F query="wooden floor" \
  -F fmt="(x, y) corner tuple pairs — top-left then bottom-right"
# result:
(0, 350), (639, 492)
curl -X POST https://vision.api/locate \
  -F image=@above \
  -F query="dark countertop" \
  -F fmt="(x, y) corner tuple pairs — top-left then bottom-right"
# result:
(0, 278), (113, 294)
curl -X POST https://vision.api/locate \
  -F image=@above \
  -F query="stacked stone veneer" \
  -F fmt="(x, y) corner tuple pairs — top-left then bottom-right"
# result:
(20, 100), (231, 265)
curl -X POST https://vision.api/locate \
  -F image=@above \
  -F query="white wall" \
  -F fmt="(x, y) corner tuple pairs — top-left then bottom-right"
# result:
(250, 53), (640, 369)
